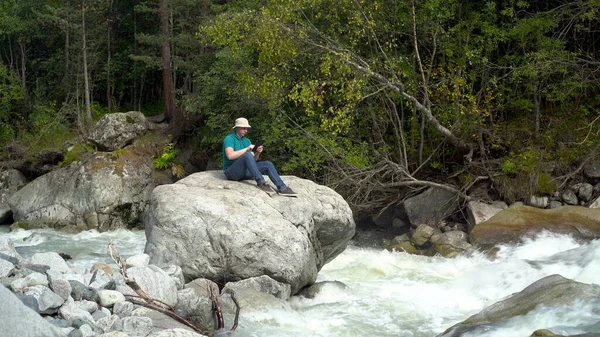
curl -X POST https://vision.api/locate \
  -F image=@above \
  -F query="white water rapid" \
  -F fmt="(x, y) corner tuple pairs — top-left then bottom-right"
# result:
(2, 227), (600, 337)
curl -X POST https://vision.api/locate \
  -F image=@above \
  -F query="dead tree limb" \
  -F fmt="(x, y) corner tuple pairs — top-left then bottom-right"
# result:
(108, 241), (240, 337)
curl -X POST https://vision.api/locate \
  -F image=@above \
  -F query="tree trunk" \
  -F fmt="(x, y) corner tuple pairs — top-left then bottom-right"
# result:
(534, 88), (541, 138)
(82, 0), (92, 129)
(159, 0), (175, 122)
(106, 0), (113, 112)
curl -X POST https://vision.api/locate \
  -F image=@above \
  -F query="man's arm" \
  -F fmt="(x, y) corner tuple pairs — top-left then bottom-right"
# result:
(225, 145), (254, 160)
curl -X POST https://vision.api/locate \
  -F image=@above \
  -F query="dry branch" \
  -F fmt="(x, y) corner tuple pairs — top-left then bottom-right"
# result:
(108, 241), (240, 337)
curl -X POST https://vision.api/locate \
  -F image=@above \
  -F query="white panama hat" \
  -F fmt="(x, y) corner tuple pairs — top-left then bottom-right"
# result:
(232, 117), (251, 129)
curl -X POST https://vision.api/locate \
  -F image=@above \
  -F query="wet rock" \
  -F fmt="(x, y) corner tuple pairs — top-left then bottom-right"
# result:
(466, 201), (505, 232)
(222, 275), (291, 300)
(470, 205), (600, 246)
(433, 231), (472, 258)
(439, 275), (600, 337)
(411, 224), (436, 247)
(0, 169), (28, 223)
(296, 281), (348, 299)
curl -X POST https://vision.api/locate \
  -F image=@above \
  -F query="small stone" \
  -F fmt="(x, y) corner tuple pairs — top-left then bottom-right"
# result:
(24, 272), (49, 287)
(112, 301), (133, 317)
(78, 299), (98, 313)
(125, 254), (149, 268)
(91, 307), (110, 321)
(10, 277), (27, 292)
(0, 259), (15, 278)
(97, 289), (125, 307)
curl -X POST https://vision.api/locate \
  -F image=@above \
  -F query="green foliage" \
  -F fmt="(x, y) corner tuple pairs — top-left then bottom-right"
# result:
(536, 172), (556, 196)
(153, 143), (179, 170)
(61, 143), (93, 166)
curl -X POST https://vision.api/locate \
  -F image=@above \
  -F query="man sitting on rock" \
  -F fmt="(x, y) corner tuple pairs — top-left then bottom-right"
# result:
(222, 117), (297, 196)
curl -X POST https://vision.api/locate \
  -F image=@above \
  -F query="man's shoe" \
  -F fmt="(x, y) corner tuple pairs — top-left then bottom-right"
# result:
(278, 186), (298, 197)
(257, 183), (275, 195)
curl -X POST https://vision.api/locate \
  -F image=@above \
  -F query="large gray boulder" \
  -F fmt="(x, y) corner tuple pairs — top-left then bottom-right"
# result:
(0, 169), (28, 222)
(401, 187), (460, 227)
(144, 171), (355, 294)
(88, 111), (151, 151)
(8, 152), (154, 231)
(0, 284), (66, 337)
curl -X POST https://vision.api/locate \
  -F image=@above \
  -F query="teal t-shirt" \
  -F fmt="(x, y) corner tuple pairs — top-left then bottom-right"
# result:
(222, 133), (251, 171)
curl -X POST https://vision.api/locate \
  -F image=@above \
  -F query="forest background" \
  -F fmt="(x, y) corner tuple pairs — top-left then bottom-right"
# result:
(1, 0), (600, 220)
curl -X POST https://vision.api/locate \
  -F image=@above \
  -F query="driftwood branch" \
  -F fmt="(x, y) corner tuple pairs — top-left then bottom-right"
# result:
(108, 242), (240, 337)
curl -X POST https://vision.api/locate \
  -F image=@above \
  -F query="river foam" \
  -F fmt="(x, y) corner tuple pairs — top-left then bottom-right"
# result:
(2, 228), (599, 336)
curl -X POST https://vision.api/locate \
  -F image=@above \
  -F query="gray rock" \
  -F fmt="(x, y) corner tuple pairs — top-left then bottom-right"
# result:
(88, 111), (150, 151)
(125, 253), (149, 268)
(466, 201), (505, 232)
(92, 307), (111, 321)
(149, 328), (207, 337)
(50, 318), (71, 328)
(96, 332), (129, 337)
(112, 316), (153, 336)
(439, 275), (600, 336)
(0, 284), (65, 337)
(184, 278), (219, 298)
(144, 171), (355, 294)
(547, 200), (563, 209)
(8, 153), (154, 232)
(59, 297), (95, 322)
(162, 265), (185, 290)
(78, 299), (99, 313)
(411, 224), (436, 246)
(222, 275), (291, 300)
(577, 183), (594, 202)
(24, 271), (49, 286)
(296, 281), (348, 299)
(10, 276), (27, 292)
(49, 277), (72, 301)
(528, 195), (548, 208)
(584, 162), (600, 179)
(68, 329), (83, 337)
(0, 169), (28, 222)
(562, 189), (578, 205)
(78, 324), (95, 337)
(433, 231), (472, 258)
(98, 289), (125, 307)
(0, 236), (22, 259)
(86, 269), (114, 289)
(96, 315), (120, 334)
(112, 301), (133, 317)
(30, 252), (73, 273)
(0, 258), (14, 278)
(122, 265), (178, 306)
(174, 288), (213, 329)
(401, 187), (460, 228)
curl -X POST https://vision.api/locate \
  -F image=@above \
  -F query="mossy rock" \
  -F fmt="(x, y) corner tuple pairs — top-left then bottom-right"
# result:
(470, 205), (600, 246)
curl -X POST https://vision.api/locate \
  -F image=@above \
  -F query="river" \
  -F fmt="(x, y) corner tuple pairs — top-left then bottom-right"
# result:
(2, 226), (599, 337)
